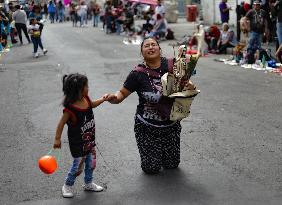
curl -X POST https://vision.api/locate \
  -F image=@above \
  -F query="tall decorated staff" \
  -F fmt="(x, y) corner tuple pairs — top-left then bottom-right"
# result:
(161, 44), (201, 121)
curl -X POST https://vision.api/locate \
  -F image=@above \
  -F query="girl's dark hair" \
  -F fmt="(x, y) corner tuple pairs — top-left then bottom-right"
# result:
(29, 18), (36, 24)
(62, 73), (88, 107)
(140, 36), (161, 55)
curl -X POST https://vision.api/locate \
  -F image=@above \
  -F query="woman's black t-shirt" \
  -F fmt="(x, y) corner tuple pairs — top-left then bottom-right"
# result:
(123, 57), (175, 127)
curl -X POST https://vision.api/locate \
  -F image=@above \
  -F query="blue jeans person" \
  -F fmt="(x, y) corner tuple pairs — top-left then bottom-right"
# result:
(93, 15), (99, 27)
(80, 12), (87, 27)
(58, 9), (64, 22)
(247, 31), (262, 52)
(277, 22), (282, 45)
(49, 12), (55, 23)
(65, 152), (95, 186)
(115, 19), (122, 34)
(31, 36), (43, 53)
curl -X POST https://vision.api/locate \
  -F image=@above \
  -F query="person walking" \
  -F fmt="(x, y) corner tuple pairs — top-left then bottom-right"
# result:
(57, 1), (65, 23)
(78, 1), (88, 27)
(219, 0), (231, 23)
(105, 37), (196, 174)
(92, 3), (100, 27)
(43, 3), (48, 20)
(12, 4), (31, 45)
(70, 3), (78, 27)
(53, 73), (106, 198)
(48, 1), (56, 23)
(27, 18), (47, 58)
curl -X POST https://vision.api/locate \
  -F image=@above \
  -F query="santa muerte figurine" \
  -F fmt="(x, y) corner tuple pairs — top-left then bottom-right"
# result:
(161, 44), (200, 121)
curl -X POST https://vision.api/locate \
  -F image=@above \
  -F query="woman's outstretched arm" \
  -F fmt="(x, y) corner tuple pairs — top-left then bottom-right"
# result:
(106, 87), (131, 104)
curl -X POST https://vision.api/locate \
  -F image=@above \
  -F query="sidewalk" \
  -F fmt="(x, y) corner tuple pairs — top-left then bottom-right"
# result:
(167, 17), (277, 57)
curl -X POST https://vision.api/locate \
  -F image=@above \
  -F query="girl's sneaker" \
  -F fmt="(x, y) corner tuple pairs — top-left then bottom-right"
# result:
(83, 182), (103, 192)
(62, 184), (74, 198)
(34, 52), (39, 58)
(43, 49), (48, 55)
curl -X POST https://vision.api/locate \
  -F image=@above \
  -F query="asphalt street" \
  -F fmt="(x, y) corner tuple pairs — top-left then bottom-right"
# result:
(0, 19), (282, 205)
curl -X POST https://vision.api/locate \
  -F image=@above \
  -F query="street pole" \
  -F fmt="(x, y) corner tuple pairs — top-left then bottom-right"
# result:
(213, 0), (215, 23)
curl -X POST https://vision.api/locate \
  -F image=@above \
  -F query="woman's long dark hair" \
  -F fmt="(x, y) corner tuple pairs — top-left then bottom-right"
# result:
(62, 73), (88, 107)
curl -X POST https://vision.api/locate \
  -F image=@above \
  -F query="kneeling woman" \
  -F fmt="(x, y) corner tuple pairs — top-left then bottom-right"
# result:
(106, 37), (195, 174)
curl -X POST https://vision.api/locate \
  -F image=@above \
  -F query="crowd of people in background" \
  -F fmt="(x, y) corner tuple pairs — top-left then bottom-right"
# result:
(66, 0), (172, 40)
(0, 0), (281, 63)
(217, 0), (282, 64)
(0, 0), (65, 57)
(0, 0), (174, 58)
(186, 0), (282, 64)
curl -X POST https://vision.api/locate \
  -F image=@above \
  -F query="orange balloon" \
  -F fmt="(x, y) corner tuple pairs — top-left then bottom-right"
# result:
(38, 155), (57, 174)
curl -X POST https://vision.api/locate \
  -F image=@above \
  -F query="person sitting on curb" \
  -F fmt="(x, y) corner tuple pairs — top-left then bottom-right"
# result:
(204, 24), (221, 53)
(216, 23), (237, 54)
(151, 14), (167, 40)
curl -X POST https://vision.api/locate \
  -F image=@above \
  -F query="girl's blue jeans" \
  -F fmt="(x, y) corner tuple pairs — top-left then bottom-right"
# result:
(65, 152), (94, 186)
(31, 36), (43, 53)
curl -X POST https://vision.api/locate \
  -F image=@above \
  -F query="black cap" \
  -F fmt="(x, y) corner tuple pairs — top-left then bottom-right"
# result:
(253, 0), (262, 5)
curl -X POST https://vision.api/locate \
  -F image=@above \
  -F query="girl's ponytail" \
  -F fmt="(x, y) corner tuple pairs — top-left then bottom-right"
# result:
(62, 74), (68, 93)
(61, 73), (88, 107)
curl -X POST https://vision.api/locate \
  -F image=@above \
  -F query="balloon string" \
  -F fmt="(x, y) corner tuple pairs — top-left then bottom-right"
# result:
(47, 148), (61, 164)
(47, 148), (53, 155)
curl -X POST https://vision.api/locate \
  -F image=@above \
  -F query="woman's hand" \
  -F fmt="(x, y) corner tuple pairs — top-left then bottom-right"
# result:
(104, 87), (131, 104)
(105, 94), (118, 103)
(183, 80), (196, 90)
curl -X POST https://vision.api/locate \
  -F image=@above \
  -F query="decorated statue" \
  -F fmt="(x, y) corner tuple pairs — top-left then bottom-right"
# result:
(161, 44), (200, 121)
(162, 44), (200, 97)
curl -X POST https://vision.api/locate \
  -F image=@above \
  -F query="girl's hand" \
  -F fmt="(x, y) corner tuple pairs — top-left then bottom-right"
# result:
(106, 94), (118, 103)
(53, 139), (61, 149)
(103, 93), (111, 101)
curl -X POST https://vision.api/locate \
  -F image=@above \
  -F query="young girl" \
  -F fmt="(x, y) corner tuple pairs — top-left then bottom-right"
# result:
(28, 18), (47, 58)
(53, 73), (107, 198)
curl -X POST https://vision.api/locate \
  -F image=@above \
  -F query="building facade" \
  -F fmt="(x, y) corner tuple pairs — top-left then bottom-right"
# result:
(201, 0), (251, 26)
